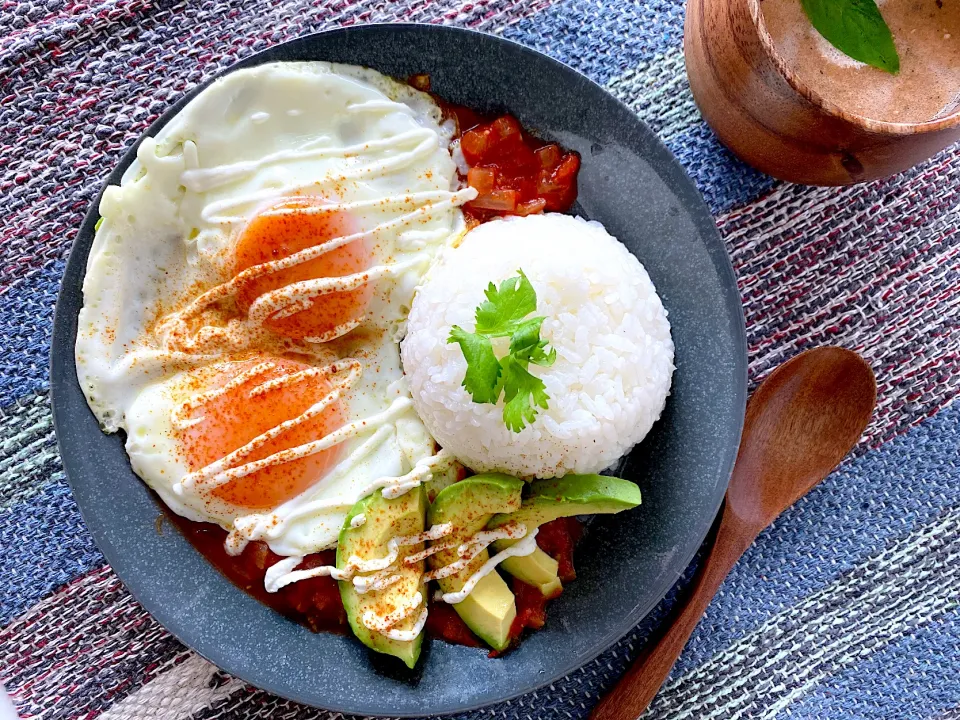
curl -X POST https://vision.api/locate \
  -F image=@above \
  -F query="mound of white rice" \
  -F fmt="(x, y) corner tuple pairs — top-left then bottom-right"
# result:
(400, 213), (674, 479)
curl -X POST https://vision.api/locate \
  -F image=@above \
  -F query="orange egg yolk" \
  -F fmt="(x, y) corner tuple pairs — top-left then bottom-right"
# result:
(176, 358), (344, 510)
(235, 198), (372, 340)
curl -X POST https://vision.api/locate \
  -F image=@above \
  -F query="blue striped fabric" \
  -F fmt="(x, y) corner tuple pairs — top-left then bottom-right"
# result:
(1, 1), (959, 718)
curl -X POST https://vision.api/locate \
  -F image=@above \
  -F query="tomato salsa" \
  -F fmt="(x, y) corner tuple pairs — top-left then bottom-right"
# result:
(167, 511), (581, 652)
(457, 115), (580, 222)
(425, 83), (580, 223)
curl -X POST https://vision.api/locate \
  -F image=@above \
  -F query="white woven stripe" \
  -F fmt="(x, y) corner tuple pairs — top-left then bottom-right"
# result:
(0, 392), (61, 510)
(605, 46), (698, 142)
(97, 655), (245, 720)
(645, 509), (960, 718)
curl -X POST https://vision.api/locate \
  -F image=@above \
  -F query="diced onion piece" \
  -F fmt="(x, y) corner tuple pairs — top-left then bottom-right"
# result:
(467, 167), (496, 195)
(469, 189), (519, 211)
(535, 144), (562, 169)
(461, 127), (493, 164)
(492, 115), (521, 140)
(515, 198), (547, 216)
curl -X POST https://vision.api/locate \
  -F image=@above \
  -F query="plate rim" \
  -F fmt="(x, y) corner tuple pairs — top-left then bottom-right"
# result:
(50, 22), (747, 717)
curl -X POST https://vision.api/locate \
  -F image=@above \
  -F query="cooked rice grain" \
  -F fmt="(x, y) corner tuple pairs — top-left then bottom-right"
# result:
(401, 214), (674, 478)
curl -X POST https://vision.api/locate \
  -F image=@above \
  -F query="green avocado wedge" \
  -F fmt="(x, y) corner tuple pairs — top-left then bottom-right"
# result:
(427, 473), (523, 651)
(337, 486), (427, 669)
(489, 474), (641, 594)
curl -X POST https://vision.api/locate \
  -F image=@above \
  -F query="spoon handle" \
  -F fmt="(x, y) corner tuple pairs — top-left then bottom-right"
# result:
(590, 509), (757, 720)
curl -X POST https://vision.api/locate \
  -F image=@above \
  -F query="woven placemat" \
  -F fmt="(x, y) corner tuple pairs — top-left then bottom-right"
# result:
(2, 2), (959, 718)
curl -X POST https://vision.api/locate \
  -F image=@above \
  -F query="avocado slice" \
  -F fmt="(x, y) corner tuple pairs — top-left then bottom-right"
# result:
(500, 549), (562, 597)
(490, 474), (641, 593)
(337, 486), (427, 668)
(427, 473), (524, 650)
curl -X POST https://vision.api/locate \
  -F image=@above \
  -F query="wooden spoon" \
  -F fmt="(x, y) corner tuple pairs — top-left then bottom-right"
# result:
(591, 346), (876, 720)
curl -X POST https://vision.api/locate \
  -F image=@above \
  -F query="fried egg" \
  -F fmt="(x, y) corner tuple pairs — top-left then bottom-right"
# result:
(76, 62), (473, 557)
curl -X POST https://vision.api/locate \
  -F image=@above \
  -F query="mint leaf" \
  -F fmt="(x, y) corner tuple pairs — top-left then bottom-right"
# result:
(448, 326), (502, 404)
(501, 355), (550, 433)
(475, 269), (537, 336)
(801, 0), (899, 75)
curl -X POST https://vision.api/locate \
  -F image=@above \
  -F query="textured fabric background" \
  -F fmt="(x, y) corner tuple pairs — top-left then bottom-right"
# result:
(1, 1), (959, 718)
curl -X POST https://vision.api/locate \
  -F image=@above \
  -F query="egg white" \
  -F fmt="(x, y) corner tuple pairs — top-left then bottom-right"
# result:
(76, 62), (468, 555)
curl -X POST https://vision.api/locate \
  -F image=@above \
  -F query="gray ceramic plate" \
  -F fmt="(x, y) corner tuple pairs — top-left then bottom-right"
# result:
(51, 24), (746, 717)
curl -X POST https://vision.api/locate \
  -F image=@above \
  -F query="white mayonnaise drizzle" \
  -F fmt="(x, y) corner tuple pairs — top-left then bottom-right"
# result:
(352, 568), (402, 594)
(349, 513), (366, 529)
(226, 440), (454, 551)
(381, 608), (428, 642)
(383, 448), (457, 500)
(262, 522), (536, 643)
(440, 530), (540, 605)
(169, 361), (276, 430)
(155, 187), (475, 353)
(403, 539), (458, 566)
(258, 190), (457, 218)
(345, 522), (452, 574)
(172, 360), (363, 497)
(264, 558), (351, 593)
(183, 128), (434, 196)
(261, 521), (451, 594)
(247, 366), (332, 396)
(424, 523), (528, 582)
(245, 255), (428, 331)
(263, 555), (306, 593)
(362, 590), (423, 633)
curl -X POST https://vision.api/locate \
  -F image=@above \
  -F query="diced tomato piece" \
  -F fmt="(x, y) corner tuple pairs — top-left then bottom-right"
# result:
(281, 551), (346, 628)
(491, 579), (552, 655)
(501, 143), (539, 175)
(537, 154), (580, 193)
(469, 189), (518, 212)
(467, 166), (496, 195)
(456, 111), (579, 219)
(515, 198), (546, 216)
(461, 126), (494, 164)
(536, 517), (582, 583)
(495, 173), (537, 198)
(553, 153), (581, 183)
(248, 541), (280, 572)
(536, 168), (563, 195)
(426, 602), (483, 647)
(492, 115), (522, 140)
(535, 144), (562, 169)
(513, 579), (549, 632)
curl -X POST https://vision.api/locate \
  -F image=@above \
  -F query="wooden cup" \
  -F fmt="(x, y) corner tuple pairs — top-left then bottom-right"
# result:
(684, 0), (960, 185)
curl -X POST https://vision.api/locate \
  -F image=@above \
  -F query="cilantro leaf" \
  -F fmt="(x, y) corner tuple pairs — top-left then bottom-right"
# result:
(448, 270), (556, 432)
(509, 317), (557, 367)
(448, 326), (502, 404)
(475, 269), (537, 337)
(501, 354), (550, 432)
